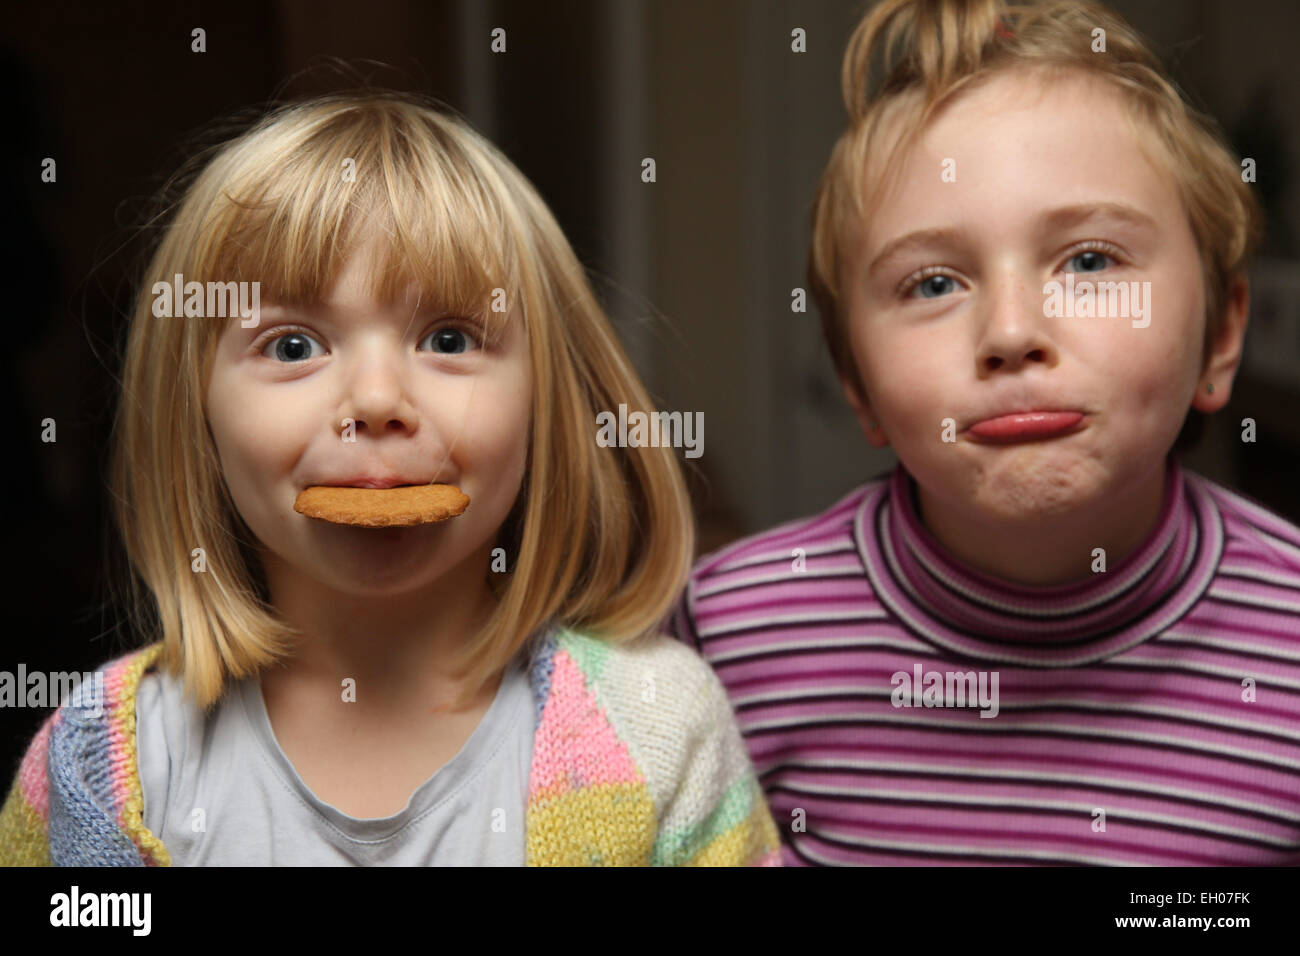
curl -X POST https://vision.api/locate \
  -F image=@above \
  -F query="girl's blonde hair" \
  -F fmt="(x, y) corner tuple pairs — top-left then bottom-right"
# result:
(809, 0), (1263, 418)
(110, 90), (694, 711)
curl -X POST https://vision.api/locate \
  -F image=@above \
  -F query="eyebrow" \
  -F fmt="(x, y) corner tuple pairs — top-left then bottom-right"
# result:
(866, 201), (1161, 278)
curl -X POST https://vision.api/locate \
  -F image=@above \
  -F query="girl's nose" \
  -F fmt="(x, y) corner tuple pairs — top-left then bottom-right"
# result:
(336, 353), (420, 436)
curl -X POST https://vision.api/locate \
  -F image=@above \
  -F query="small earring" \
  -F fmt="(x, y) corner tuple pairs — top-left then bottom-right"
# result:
(1206, 383), (1215, 394)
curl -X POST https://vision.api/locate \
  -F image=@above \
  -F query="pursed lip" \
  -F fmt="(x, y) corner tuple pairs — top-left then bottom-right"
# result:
(969, 407), (1080, 424)
(965, 410), (1087, 443)
(316, 476), (431, 489)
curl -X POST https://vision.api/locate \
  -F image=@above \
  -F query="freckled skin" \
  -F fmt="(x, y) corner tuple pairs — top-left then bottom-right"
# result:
(840, 69), (1248, 584)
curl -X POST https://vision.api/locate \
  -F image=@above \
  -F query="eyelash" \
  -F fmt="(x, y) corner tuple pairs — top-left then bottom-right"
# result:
(897, 241), (1127, 298)
(252, 317), (486, 359)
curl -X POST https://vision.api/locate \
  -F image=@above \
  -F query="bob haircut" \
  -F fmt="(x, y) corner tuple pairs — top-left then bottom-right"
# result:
(109, 90), (694, 711)
(808, 0), (1263, 453)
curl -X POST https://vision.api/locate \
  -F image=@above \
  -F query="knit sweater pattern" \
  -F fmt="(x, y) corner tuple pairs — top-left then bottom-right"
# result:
(0, 627), (782, 866)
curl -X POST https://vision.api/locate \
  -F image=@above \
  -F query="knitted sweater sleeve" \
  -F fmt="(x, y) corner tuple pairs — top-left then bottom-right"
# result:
(0, 711), (58, 866)
(649, 640), (783, 865)
(561, 630), (783, 865)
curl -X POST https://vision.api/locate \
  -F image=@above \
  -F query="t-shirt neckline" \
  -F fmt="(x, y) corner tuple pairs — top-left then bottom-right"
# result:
(238, 653), (528, 841)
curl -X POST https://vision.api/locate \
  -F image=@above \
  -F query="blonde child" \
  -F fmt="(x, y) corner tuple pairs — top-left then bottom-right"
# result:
(0, 91), (781, 866)
(672, 0), (1300, 865)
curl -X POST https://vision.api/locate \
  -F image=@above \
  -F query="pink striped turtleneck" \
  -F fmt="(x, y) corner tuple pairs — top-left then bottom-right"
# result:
(672, 454), (1300, 865)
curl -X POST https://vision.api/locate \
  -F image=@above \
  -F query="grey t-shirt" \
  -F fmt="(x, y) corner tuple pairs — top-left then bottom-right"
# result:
(135, 654), (533, 865)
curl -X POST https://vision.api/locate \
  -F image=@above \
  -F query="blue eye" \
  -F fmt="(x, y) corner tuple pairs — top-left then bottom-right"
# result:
(903, 271), (959, 299)
(1066, 250), (1111, 273)
(264, 331), (324, 363)
(915, 274), (956, 298)
(421, 325), (481, 354)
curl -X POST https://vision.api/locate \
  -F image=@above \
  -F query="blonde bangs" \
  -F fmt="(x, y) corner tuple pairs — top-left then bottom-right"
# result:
(185, 94), (518, 334)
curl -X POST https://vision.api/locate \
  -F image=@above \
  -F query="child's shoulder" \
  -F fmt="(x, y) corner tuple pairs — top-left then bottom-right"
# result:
(1186, 468), (1300, 572)
(0, 642), (166, 866)
(544, 627), (777, 861)
(528, 627), (781, 865)
(543, 626), (743, 761)
(53, 643), (165, 729)
(548, 626), (723, 708)
(4, 642), (163, 784)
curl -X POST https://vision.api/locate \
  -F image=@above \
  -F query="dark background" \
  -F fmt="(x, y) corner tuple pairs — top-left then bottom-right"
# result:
(3, 0), (1298, 779)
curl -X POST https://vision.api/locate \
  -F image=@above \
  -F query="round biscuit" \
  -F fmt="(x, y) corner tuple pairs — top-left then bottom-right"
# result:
(293, 484), (470, 528)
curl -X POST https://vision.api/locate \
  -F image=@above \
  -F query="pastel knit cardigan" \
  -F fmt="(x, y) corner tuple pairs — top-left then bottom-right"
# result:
(0, 628), (782, 866)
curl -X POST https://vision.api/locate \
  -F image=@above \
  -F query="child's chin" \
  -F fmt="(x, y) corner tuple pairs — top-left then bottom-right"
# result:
(320, 558), (465, 597)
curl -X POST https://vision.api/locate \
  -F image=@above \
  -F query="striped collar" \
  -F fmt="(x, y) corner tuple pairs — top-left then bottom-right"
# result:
(856, 455), (1224, 665)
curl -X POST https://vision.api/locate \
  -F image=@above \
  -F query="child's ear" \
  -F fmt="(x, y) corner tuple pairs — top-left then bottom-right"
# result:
(839, 374), (890, 448)
(1191, 274), (1250, 414)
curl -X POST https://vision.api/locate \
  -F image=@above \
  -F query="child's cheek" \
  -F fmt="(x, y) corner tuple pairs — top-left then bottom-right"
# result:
(1098, 285), (1203, 399)
(866, 328), (954, 409)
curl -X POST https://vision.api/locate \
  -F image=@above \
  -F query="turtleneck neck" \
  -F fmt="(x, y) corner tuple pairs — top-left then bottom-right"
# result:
(856, 454), (1224, 665)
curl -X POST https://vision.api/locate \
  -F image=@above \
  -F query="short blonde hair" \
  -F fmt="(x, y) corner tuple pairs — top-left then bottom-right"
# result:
(110, 90), (694, 711)
(809, 0), (1263, 416)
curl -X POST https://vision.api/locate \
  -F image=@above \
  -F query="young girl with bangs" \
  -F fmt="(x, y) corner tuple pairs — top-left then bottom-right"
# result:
(0, 91), (781, 866)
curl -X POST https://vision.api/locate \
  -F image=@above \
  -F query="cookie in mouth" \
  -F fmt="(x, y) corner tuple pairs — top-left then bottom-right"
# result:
(293, 484), (470, 528)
